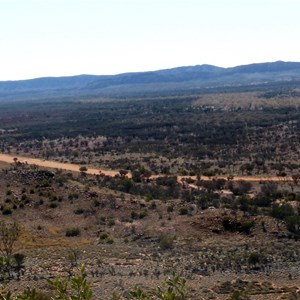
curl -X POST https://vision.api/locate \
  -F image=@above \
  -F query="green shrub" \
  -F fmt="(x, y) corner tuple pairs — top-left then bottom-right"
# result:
(271, 203), (294, 220)
(0, 266), (189, 300)
(223, 217), (254, 234)
(253, 195), (272, 207)
(130, 211), (138, 219)
(49, 202), (58, 209)
(285, 215), (300, 234)
(131, 210), (148, 220)
(2, 206), (12, 215)
(167, 205), (174, 212)
(3, 288), (52, 300)
(179, 207), (188, 215)
(93, 199), (100, 207)
(5, 198), (12, 203)
(139, 210), (148, 219)
(240, 221), (254, 234)
(106, 236), (114, 244)
(74, 208), (84, 214)
(248, 252), (260, 265)
(65, 228), (80, 237)
(99, 232), (109, 240)
(130, 274), (186, 299)
(49, 194), (57, 202)
(21, 194), (28, 201)
(98, 232), (114, 244)
(107, 218), (115, 227)
(68, 193), (79, 201)
(48, 264), (92, 300)
(159, 235), (175, 250)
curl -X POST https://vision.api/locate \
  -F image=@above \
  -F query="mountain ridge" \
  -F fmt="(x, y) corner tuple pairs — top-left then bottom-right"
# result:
(1, 61), (300, 100)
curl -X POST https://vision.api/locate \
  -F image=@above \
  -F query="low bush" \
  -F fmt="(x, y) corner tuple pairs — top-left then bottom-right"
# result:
(159, 234), (175, 250)
(65, 227), (80, 237)
(179, 207), (188, 215)
(49, 202), (58, 209)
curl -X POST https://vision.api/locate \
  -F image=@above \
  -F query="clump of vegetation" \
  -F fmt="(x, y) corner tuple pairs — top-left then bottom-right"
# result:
(74, 207), (85, 215)
(68, 193), (79, 201)
(2, 206), (12, 215)
(65, 228), (81, 237)
(159, 234), (175, 250)
(167, 204), (174, 212)
(0, 267), (190, 300)
(0, 221), (23, 279)
(130, 274), (187, 299)
(98, 232), (114, 244)
(49, 202), (58, 209)
(131, 210), (148, 220)
(179, 207), (189, 215)
(222, 216), (254, 234)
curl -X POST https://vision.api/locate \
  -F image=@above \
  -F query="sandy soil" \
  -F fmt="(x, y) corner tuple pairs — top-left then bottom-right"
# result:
(0, 153), (294, 182)
(0, 153), (119, 177)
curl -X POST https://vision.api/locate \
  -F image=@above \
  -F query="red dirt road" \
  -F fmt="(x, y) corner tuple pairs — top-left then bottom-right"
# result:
(0, 153), (119, 177)
(0, 153), (294, 182)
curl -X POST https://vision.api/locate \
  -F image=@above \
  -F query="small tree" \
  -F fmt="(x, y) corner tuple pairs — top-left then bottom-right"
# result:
(66, 248), (81, 277)
(0, 221), (21, 258)
(248, 252), (260, 266)
(285, 215), (300, 235)
(79, 166), (88, 172)
(0, 221), (21, 278)
(48, 264), (92, 300)
(119, 169), (128, 177)
(79, 167), (88, 176)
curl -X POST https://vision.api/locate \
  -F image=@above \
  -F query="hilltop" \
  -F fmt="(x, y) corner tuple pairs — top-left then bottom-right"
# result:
(1, 61), (300, 101)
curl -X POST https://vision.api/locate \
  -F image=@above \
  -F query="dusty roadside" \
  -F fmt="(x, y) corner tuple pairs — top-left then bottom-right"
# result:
(0, 153), (293, 182)
(0, 153), (119, 177)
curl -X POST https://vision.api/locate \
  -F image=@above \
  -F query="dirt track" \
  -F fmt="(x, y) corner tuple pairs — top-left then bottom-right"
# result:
(0, 153), (119, 177)
(0, 153), (294, 182)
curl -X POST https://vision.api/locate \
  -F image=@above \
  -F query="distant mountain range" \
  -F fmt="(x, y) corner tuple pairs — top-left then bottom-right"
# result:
(1, 61), (300, 101)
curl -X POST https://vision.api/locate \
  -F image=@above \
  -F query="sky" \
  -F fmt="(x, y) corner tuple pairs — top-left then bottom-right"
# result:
(0, 0), (300, 80)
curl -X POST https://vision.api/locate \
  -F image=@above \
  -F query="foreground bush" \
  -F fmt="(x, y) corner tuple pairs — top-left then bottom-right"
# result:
(0, 265), (92, 300)
(130, 275), (187, 299)
(0, 267), (188, 300)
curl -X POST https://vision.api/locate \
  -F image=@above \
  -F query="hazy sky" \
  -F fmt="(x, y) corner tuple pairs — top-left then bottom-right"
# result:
(1, 0), (299, 80)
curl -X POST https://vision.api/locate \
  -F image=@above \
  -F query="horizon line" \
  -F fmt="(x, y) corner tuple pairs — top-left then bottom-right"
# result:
(0, 60), (297, 82)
